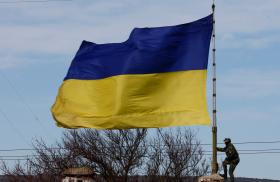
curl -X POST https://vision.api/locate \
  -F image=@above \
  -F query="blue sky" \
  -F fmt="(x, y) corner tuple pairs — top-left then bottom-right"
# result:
(0, 0), (280, 179)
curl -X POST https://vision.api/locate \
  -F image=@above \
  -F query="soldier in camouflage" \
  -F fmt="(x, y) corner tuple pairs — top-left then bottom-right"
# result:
(217, 138), (240, 182)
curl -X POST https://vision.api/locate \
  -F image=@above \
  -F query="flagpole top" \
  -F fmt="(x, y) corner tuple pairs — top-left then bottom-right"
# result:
(212, 2), (215, 11)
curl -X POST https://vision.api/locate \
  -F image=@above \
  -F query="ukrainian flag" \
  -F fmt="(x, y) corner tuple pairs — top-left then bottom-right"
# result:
(52, 14), (213, 129)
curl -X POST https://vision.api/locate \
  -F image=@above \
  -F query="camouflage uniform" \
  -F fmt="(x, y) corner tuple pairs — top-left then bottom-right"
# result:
(217, 139), (240, 182)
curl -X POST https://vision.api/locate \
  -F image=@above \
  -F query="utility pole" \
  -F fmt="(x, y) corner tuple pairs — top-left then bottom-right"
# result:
(211, 0), (218, 174)
(198, 2), (224, 181)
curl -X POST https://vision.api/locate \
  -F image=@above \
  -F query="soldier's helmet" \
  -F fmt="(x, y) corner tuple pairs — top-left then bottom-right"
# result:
(224, 138), (231, 143)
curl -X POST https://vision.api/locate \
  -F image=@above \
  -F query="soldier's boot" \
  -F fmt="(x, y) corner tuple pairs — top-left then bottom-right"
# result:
(229, 173), (234, 182)
(229, 164), (237, 182)
(221, 161), (228, 179)
(219, 173), (227, 180)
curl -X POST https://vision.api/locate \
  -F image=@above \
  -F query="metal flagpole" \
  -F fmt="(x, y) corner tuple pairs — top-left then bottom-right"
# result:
(211, 0), (218, 174)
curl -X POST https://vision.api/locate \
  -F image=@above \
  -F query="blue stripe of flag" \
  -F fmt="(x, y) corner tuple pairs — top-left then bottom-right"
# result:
(65, 14), (213, 80)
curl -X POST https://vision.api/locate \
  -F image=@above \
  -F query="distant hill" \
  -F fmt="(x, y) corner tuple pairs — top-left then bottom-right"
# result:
(236, 178), (280, 182)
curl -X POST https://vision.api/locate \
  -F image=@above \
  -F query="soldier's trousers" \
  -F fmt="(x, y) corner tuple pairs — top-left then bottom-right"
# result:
(223, 159), (239, 182)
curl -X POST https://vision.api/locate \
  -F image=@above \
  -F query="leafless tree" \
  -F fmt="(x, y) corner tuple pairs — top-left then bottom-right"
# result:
(64, 129), (148, 182)
(0, 161), (34, 182)
(0, 138), (80, 182)
(1, 128), (209, 182)
(1, 129), (147, 182)
(146, 128), (210, 182)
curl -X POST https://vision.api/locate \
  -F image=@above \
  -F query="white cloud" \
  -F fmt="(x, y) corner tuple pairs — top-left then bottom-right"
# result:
(0, 0), (280, 68)
(219, 68), (280, 99)
(219, 33), (280, 49)
(216, 0), (280, 33)
(0, 54), (22, 69)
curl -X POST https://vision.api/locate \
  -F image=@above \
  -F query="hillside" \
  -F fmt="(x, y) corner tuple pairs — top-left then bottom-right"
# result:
(0, 176), (279, 181)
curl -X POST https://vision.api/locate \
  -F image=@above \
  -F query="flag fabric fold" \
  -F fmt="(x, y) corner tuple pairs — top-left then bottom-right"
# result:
(51, 14), (213, 129)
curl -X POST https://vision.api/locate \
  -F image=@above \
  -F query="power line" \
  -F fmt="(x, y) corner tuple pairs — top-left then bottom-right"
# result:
(203, 149), (280, 153)
(232, 140), (280, 145)
(0, 150), (278, 158)
(0, 147), (274, 154)
(0, 107), (29, 146)
(0, 0), (72, 3)
(232, 151), (280, 155)
(0, 70), (49, 138)
(199, 140), (280, 146)
(1, 150), (280, 161)
(1, 140), (280, 152)
(0, 158), (26, 161)
(0, 148), (36, 152)
(0, 155), (32, 158)
(235, 149), (280, 152)
(0, 148), (62, 152)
